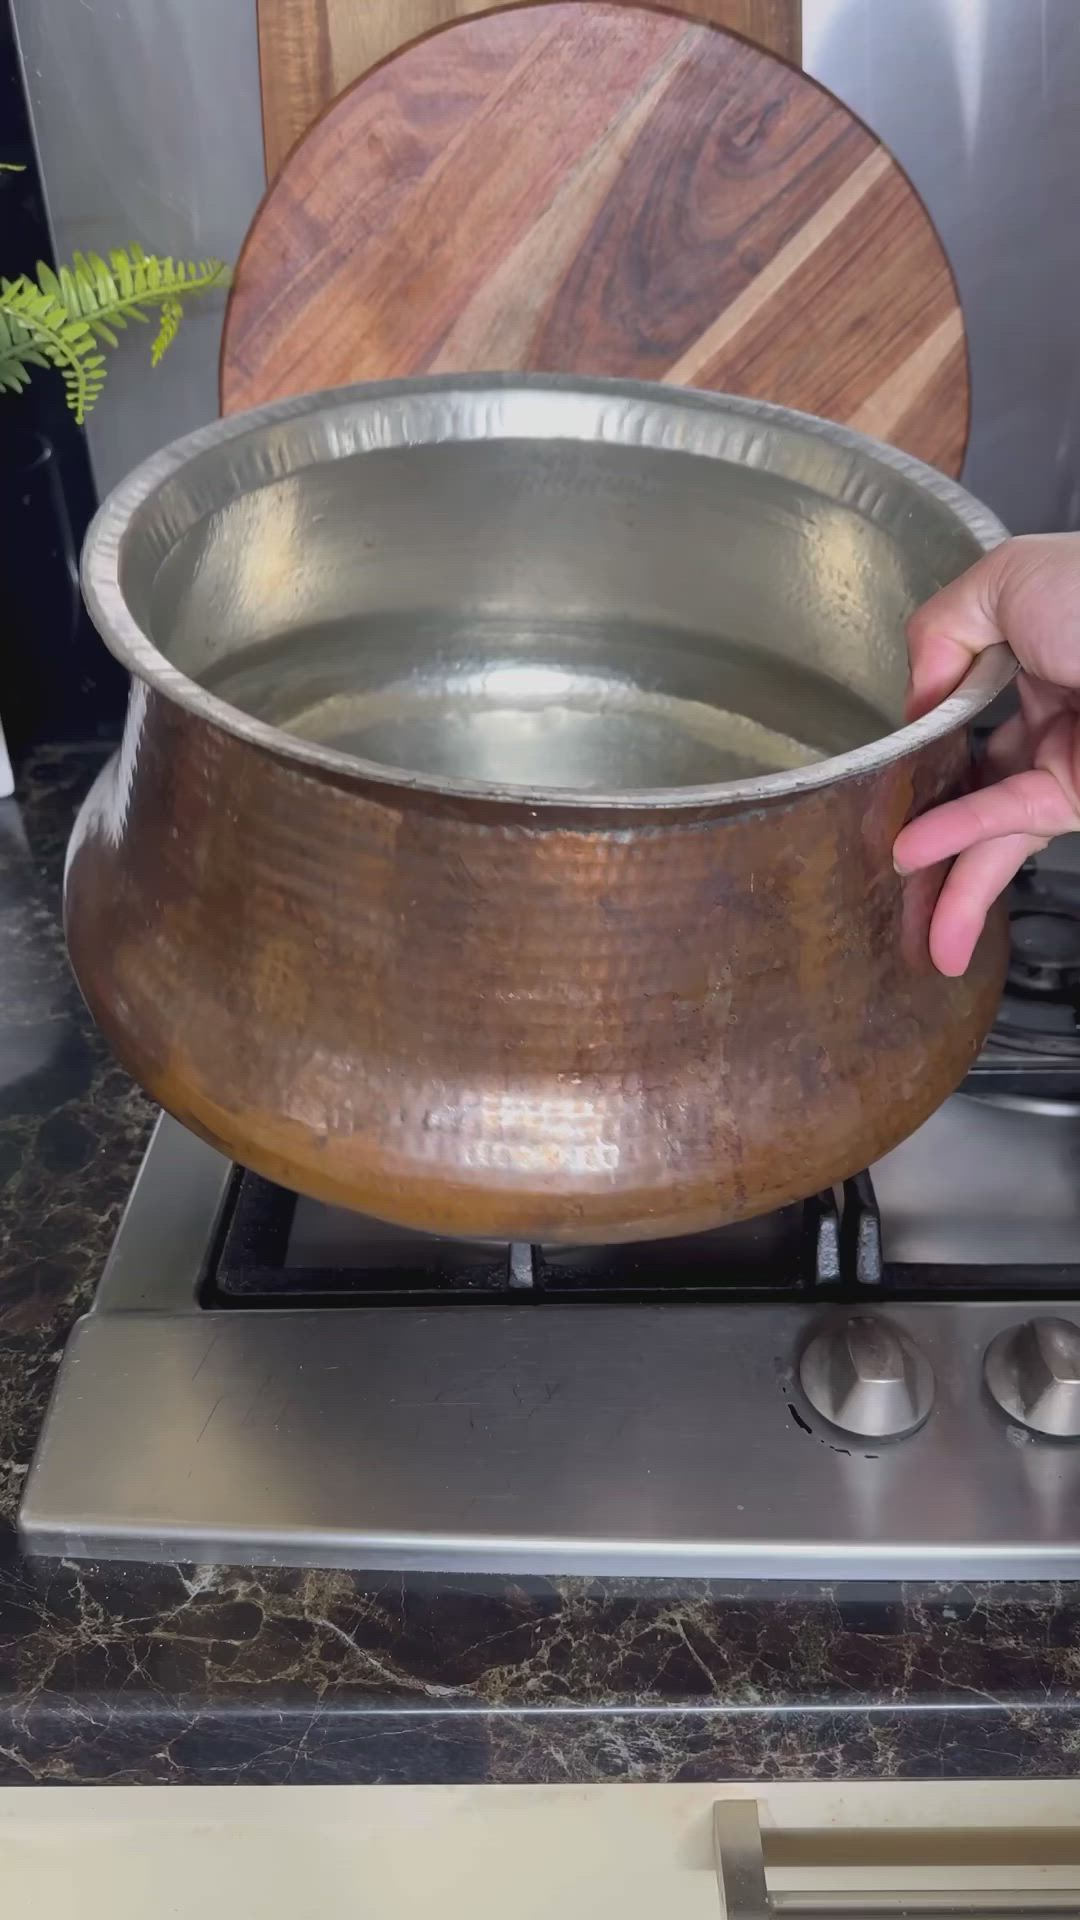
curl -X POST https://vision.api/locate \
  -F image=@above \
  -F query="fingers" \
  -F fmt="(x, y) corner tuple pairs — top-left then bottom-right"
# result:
(906, 533), (1080, 721)
(1018, 671), (1072, 738)
(904, 546), (1010, 721)
(893, 765), (1080, 873)
(979, 708), (1028, 783)
(977, 679), (1073, 787)
(927, 833), (1039, 977)
(896, 535), (1080, 975)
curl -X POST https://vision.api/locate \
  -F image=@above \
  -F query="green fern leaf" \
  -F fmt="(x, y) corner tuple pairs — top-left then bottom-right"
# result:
(36, 261), (62, 301)
(1, 275), (106, 421)
(72, 261), (99, 315)
(150, 297), (183, 367)
(1, 245), (229, 417)
(87, 252), (116, 298)
(110, 248), (135, 299)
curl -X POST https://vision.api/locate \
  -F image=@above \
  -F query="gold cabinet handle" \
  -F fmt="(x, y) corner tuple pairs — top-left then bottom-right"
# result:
(713, 1799), (1080, 1917)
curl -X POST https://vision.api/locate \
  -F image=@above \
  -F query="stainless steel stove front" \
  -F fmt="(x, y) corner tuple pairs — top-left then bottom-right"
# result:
(19, 1111), (1080, 1580)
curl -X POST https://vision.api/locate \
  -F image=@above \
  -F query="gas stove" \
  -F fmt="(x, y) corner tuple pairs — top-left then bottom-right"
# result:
(20, 841), (1080, 1581)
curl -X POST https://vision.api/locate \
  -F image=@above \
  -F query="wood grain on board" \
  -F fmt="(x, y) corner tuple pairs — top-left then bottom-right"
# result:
(225, 3), (968, 473)
(256, 0), (802, 180)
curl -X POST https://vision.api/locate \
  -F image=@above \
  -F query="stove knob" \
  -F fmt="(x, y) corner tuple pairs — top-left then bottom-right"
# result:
(984, 1317), (1080, 1437)
(799, 1314), (934, 1440)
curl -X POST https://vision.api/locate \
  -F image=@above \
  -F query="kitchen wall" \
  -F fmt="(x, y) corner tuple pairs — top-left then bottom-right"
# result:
(13, 0), (1080, 533)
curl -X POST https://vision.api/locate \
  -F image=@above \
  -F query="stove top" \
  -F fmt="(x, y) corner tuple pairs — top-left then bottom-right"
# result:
(20, 844), (1080, 1582)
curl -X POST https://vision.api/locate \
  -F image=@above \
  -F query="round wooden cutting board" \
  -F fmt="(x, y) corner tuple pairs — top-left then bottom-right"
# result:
(254, 0), (802, 180)
(221, 2), (969, 473)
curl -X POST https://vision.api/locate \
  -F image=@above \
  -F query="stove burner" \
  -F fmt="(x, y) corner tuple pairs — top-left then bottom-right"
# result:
(1008, 909), (1080, 995)
(977, 867), (1080, 1075)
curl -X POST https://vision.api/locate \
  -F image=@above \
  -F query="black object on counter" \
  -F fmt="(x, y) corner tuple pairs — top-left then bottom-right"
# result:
(0, 11), (127, 757)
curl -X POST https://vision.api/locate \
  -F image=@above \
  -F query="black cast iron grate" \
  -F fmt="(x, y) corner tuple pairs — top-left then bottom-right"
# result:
(199, 1151), (1080, 1310)
(201, 1169), (870, 1309)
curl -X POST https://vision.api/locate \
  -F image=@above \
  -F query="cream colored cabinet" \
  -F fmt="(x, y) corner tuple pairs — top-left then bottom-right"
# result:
(2, 1780), (1080, 1917)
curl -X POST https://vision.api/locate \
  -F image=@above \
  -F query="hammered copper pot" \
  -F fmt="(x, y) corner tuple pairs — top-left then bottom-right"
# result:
(68, 378), (1013, 1243)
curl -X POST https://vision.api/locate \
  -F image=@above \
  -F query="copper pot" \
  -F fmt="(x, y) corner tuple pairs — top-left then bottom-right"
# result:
(69, 378), (1013, 1242)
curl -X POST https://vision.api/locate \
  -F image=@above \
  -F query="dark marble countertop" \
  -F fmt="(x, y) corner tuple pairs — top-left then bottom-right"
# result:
(3, 745), (1080, 1787)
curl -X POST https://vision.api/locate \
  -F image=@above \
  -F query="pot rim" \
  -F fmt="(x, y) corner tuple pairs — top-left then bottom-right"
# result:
(81, 374), (1016, 813)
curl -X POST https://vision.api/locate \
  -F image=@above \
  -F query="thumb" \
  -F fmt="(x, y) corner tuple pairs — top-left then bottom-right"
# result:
(905, 543), (1011, 722)
(905, 532), (1080, 721)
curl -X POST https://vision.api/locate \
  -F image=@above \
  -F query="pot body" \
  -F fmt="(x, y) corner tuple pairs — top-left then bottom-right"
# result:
(67, 379), (1012, 1241)
(66, 688), (1005, 1241)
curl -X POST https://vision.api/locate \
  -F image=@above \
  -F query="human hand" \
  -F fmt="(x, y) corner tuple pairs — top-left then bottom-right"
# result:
(892, 532), (1080, 977)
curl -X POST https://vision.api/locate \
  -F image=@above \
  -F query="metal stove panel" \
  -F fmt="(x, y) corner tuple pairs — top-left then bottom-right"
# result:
(18, 1117), (1080, 1579)
(20, 1291), (1080, 1578)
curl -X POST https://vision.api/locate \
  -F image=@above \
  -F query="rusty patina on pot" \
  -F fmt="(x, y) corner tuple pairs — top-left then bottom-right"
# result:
(68, 379), (1013, 1242)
